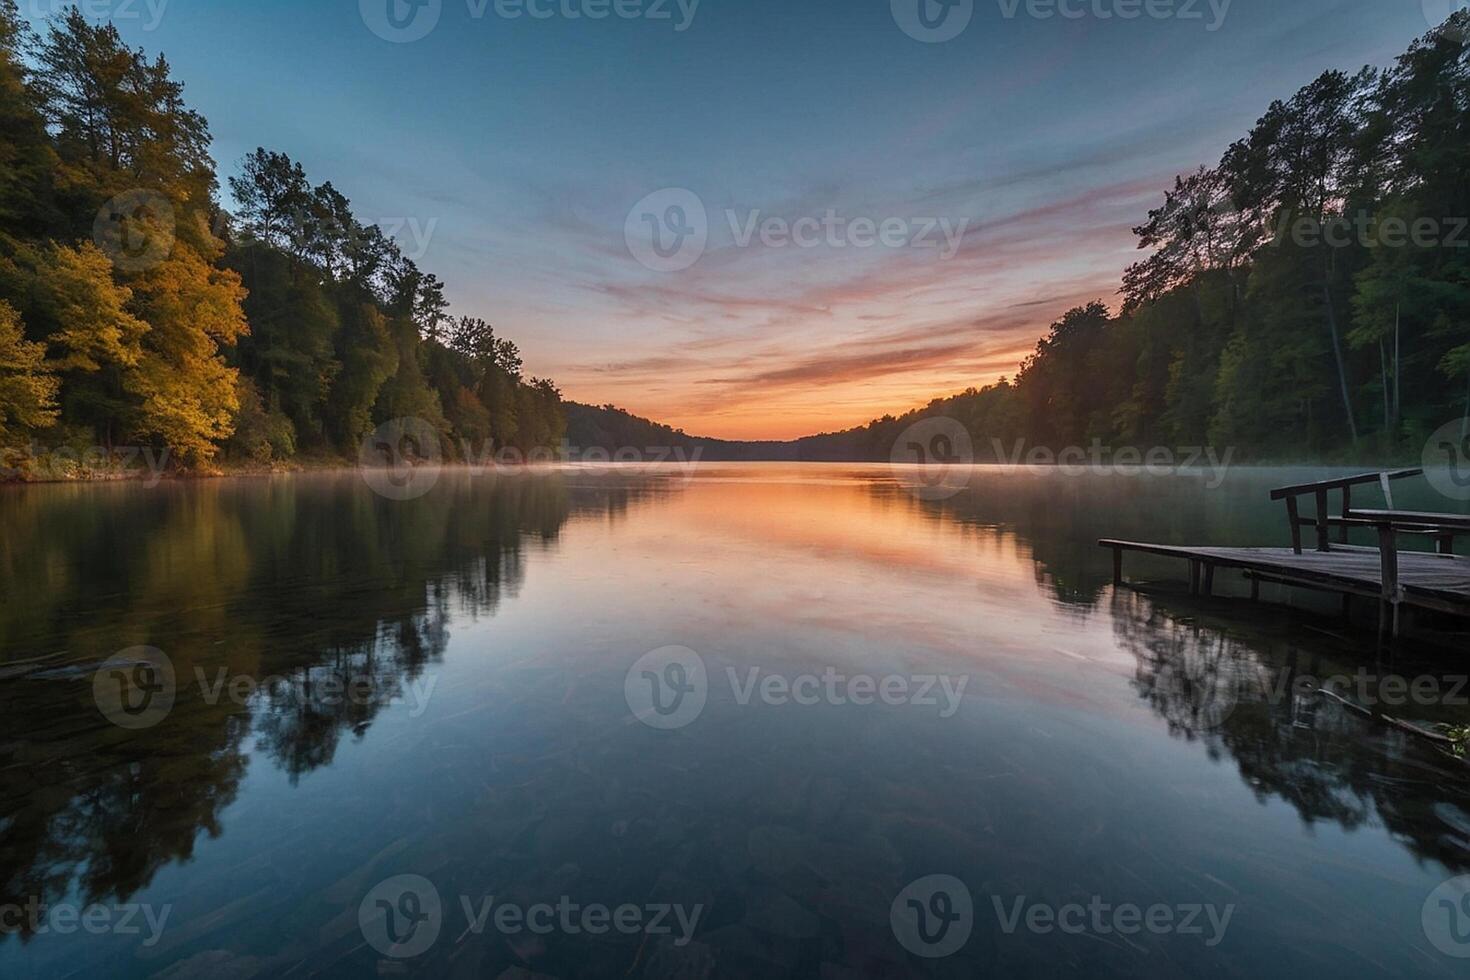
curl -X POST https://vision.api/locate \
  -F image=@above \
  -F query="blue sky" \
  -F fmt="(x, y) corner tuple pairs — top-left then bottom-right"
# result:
(24, 0), (1455, 437)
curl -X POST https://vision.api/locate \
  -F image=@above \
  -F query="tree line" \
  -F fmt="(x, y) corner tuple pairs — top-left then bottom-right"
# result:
(0, 4), (564, 475)
(3, 6), (1468, 473)
(798, 14), (1470, 463)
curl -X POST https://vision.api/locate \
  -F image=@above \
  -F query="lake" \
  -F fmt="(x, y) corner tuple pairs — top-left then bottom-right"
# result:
(2, 463), (1469, 978)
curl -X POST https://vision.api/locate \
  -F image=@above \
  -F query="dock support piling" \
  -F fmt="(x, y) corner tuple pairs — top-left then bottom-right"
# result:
(1314, 489), (1331, 552)
(1286, 497), (1302, 554)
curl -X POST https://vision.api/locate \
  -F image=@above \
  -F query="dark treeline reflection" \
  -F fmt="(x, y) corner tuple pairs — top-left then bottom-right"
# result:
(890, 464), (1470, 607)
(888, 468), (1470, 873)
(2, 466), (1468, 970)
(1112, 590), (1470, 876)
(0, 470), (673, 930)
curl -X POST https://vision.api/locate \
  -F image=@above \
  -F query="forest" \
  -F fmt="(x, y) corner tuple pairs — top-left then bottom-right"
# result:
(1, 6), (1468, 474)
(791, 13), (1470, 463)
(0, 3), (564, 477)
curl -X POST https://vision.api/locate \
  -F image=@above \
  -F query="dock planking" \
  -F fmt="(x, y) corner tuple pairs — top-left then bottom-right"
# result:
(1100, 470), (1470, 636)
(1099, 540), (1470, 607)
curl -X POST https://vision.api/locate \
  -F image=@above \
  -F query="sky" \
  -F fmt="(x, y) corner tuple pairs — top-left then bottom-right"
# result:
(21, 0), (1459, 439)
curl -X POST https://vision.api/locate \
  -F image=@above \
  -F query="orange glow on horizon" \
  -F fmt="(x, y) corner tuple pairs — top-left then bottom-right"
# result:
(559, 350), (1029, 443)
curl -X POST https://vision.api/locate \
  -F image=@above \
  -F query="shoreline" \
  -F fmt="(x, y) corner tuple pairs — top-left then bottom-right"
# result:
(0, 455), (1434, 487)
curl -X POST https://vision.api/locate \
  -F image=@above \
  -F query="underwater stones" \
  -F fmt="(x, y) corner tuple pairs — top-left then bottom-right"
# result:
(806, 776), (847, 826)
(149, 949), (262, 980)
(650, 869), (714, 919)
(762, 771), (811, 818)
(701, 923), (801, 977)
(642, 937), (716, 980)
(495, 966), (556, 980)
(748, 825), (805, 877)
(744, 889), (821, 940)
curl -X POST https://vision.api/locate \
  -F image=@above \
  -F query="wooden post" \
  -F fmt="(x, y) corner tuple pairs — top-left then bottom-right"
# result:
(1250, 575), (1260, 602)
(1202, 564), (1215, 596)
(1339, 485), (1351, 544)
(1437, 533), (1454, 556)
(1315, 489), (1330, 552)
(1112, 546), (1123, 586)
(1189, 560), (1201, 596)
(1377, 522), (1400, 639)
(1286, 497), (1302, 554)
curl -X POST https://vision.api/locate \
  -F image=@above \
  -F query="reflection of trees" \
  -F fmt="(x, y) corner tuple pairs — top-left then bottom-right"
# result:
(885, 467), (1303, 608)
(1119, 596), (1258, 744)
(0, 470), (665, 929)
(1111, 589), (1470, 873)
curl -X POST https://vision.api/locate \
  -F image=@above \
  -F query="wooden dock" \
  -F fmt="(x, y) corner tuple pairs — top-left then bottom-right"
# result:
(1100, 540), (1470, 614)
(1099, 469), (1470, 637)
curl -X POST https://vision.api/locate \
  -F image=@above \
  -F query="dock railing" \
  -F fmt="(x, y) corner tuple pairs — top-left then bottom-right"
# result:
(1269, 468), (1422, 554)
(1342, 508), (1470, 635)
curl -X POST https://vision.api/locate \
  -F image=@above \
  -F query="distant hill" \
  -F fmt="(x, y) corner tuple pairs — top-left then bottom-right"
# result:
(563, 400), (969, 462)
(563, 402), (797, 460)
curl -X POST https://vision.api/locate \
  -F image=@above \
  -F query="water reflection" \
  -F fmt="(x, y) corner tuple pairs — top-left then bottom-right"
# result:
(0, 465), (1466, 976)
(1113, 589), (1470, 875)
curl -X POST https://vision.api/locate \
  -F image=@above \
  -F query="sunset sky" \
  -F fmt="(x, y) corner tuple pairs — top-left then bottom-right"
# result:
(35, 0), (1449, 439)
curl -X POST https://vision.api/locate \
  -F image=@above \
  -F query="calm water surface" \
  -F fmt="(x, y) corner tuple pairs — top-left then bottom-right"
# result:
(2, 463), (1469, 978)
